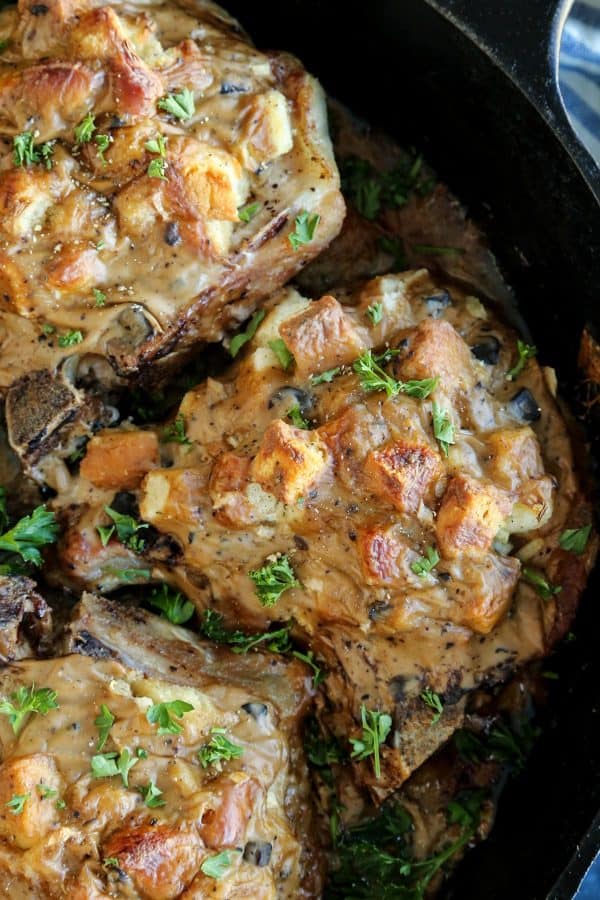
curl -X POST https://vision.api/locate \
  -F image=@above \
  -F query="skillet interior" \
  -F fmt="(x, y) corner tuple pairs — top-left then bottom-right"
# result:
(220, 1), (600, 897)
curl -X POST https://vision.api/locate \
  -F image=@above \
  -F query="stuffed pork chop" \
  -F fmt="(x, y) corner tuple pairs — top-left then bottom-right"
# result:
(51, 268), (597, 801)
(0, 0), (344, 390)
(0, 592), (320, 899)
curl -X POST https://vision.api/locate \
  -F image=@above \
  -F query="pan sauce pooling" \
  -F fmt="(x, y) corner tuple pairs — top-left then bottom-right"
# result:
(0, 0), (343, 388)
(53, 268), (596, 801)
(0, 594), (319, 899)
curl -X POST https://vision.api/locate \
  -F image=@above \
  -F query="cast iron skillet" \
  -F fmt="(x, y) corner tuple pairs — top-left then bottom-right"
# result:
(222, 1), (600, 897)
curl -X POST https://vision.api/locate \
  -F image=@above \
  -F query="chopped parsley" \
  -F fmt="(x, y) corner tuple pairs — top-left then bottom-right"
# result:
(506, 339), (537, 381)
(432, 402), (455, 456)
(13, 131), (54, 169)
(42, 323), (55, 335)
(411, 546), (440, 577)
(559, 524), (592, 555)
(161, 413), (192, 446)
(94, 704), (115, 751)
(200, 609), (292, 654)
(292, 649), (324, 686)
(55, 799), (67, 810)
(521, 566), (562, 600)
(200, 850), (235, 879)
(37, 785), (57, 799)
(74, 112), (96, 145)
(310, 366), (341, 386)
(0, 685), (58, 734)
(349, 705), (392, 779)
(198, 727), (244, 768)
(93, 288), (106, 307)
(103, 857), (120, 869)
(238, 202), (260, 223)
(102, 566), (152, 582)
(6, 793), (29, 815)
(353, 349), (438, 399)
(420, 688), (444, 725)
(0, 39), (10, 53)
(229, 310), (265, 357)
(148, 157), (167, 179)
(454, 717), (539, 773)
(268, 338), (295, 370)
(91, 748), (138, 787)
(145, 135), (167, 157)
(287, 404), (311, 429)
(340, 153), (433, 220)
(138, 781), (166, 808)
(158, 88), (195, 121)
(304, 717), (346, 769)
(248, 554), (299, 607)
(98, 506), (148, 552)
(148, 583), (194, 625)
(58, 330), (83, 347)
(288, 210), (320, 251)
(146, 700), (194, 735)
(366, 302), (383, 326)
(379, 235), (408, 270)
(94, 133), (111, 164)
(0, 504), (58, 567)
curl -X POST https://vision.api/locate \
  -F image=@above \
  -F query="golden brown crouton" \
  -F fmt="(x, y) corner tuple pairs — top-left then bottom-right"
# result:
(395, 319), (475, 393)
(251, 419), (330, 505)
(45, 245), (104, 293)
(199, 777), (260, 849)
(102, 824), (203, 900)
(209, 452), (254, 527)
(484, 426), (544, 490)
(319, 405), (388, 489)
(168, 137), (248, 223)
(436, 474), (513, 559)
(357, 525), (414, 585)
(0, 753), (62, 850)
(237, 89), (294, 169)
(279, 294), (366, 379)
(140, 467), (207, 531)
(80, 429), (159, 491)
(0, 168), (54, 241)
(0, 253), (30, 315)
(365, 440), (442, 513)
(446, 553), (521, 634)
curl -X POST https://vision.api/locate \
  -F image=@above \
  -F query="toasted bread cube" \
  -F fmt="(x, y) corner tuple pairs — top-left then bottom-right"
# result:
(140, 467), (207, 530)
(436, 474), (513, 559)
(238, 89), (294, 169)
(45, 245), (104, 293)
(319, 405), (389, 490)
(365, 440), (442, 513)
(0, 169), (54, 240)
(485, 427), (544, 490)
(170, 137), (249, 223)
(447, 553), (521, 634)
(0, 252), (30, 315)
(0, 753), (62, 849)
(103, 824), (203, 900)
(279, 294), (366, 379)
(396, 319), (474, 393)
(80, 429), (159, 490)
(506, 475), (555, 534)
(199, 777), (259, 848)
(250, 419), (330, 505)
(357, 525), (415, 585)
(209, 452), (265, 528)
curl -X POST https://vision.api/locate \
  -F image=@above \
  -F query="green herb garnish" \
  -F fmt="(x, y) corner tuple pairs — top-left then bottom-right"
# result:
(420, 688), (444, 725)
(229, 310), (265, 357)
(349, 705), (392, 779)
(74, 112), (96, 144)
(200, 609), (292, 654)
(432, 402), (455, 456)
(148, 583), (194, 625)
(287, 404), (311, 429)
(310, 367), (341, 386)
(6, 793), (29, 814)
(58, 330), (83, 347)
(506, 339), (537, 381)
(353, 349), (438, 399)
(268, 338), (295, 371)
(161, 413), (192, 446)
(158, 88), (195, 121)
(248, 554), (299, 607)
(198, 727), (244, 768)
(288, 211), (320, 251)
(200, 850), (235, 879)
(138, 781), (166, 808)
(94, 704), (115, 751)
(91, 748), (138, 787)
(0, 506), (59, 566)
(411, 546), (440, 578)
(238, 202), (260, 223)
(521, 566), (562, 600)
(0, 685), (58, 734)
(146, 700), (194, 735)
(559, 525), (592, 555)
(99, 506), (148, 552)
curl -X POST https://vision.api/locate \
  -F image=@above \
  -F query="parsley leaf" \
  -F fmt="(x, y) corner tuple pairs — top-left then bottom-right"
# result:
(288, 211), (320, 251)
(198, 727), (244, 768)
(91, 748), (138, 787)
(158, 88), (195, 121)
(74, 113), (96, 144)
(0, 506), (59, 566)
(310, 367), (341, 386)
(420, 688), (444, 725)
(103, 857), (120, 869)
(292, 648), (324, 685)
(341, 153), (433, 220)
(6, 793), (29, 815)
(138, 781), (166, 808)
(94, 704), (115, 751)
(0, 487), (9, 532)
(268, 338), (295, 371)
(432, 402), (455, 456)
(248, 554), (299, 607)
(229, 310), (265, 357)
(353, 350), (438, 399)
(94, 133), (111, 164)
(161, 413), (192, 446)
(366, 302), (383, 326)
(521, 566), (562, 600)
(287, 404), (311, 429)
(349, 705), (392, 779)
(559, 525), (592, 555)
(238, 202), (260, 223)
(506, 339), (537, 381)
(148, 157), (168, 179)
(146, 700), (194, 735)
(148, 583), (194, 625)
(304, 717), (346, 768)
(102, 566), (151, 582)
(411, 546), (440, 577)
(199, 609), (292, 654)
(93, 288), (106, 307)
(37, 784), (57, 799)
(100, 506), (148, 552)
(58, 330), (83, 347)
(145, 135), (167, 157)
(200, 850), (235, 879)
(13, 132), (50, 168)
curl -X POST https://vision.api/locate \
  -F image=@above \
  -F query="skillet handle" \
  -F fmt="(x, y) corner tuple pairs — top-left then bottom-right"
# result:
(426, 0), (596, 170)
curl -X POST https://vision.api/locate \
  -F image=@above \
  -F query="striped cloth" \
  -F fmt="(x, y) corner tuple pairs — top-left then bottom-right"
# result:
(559, 0), (600, 164)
